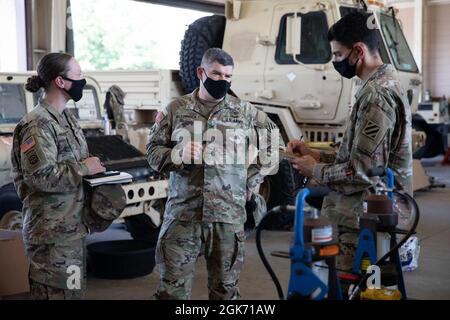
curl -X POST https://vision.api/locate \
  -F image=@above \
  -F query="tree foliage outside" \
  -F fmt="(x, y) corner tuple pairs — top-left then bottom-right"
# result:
(71, 0), (209, 71)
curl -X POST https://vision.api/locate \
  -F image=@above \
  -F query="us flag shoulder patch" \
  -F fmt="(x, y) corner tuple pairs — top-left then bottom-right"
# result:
(155, 111), (166, 124)
(362, 120), (380, 140)
(20, 136), (36, 153)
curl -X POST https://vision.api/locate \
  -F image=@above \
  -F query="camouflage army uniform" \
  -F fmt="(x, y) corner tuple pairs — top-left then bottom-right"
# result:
(312, 64), (412, 269)
(11, 99), (90, 299)
(147, 89), (278, 299)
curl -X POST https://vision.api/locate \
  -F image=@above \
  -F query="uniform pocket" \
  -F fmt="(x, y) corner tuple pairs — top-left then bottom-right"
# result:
(229, 227), (245, 272)
(156, 219), (176, 265)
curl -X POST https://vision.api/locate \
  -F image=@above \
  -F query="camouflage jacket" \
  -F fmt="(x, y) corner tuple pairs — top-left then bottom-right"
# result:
(11, 100), (90, 244)
(313, 64), (412, 229)
(147, 89), (279, 225)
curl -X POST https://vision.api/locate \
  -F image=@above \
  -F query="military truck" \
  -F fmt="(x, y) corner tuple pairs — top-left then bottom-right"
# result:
(176, 0), (439, 195)
(0, 72), (171, 240)
(414, 97), (449, 159)
(1, 0), (435, 233)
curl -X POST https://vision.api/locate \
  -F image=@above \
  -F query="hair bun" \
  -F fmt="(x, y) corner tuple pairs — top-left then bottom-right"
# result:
(25, 75), (44, 92)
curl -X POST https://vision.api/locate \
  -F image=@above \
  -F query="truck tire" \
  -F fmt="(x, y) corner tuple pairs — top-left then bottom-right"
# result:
(87, 240), (156, 279)
(0, 210), (22, 231)
(124, 214), (160, 245)
(0, 184), (22, 221)
(412, 114), (445, 159)
(264, 159), (307, 230)
(179, 15), (226, 93)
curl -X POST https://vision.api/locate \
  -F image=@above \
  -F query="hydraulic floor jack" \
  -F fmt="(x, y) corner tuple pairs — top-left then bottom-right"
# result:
(346, 167), (420, 300)
(256, 188), (342, 300)
(256, 167), (420, 300)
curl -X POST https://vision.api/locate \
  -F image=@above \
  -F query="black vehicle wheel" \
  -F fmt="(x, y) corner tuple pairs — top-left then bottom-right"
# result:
(87, 240), (156, 279)
(179, 15), (226, 93)
(412, 114), (445, 159)
(124, 213), (161, 244)
(264, 159), (307, 230)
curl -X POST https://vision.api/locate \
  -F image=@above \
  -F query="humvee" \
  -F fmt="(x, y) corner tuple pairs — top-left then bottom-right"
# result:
(0, 72), (170, 240)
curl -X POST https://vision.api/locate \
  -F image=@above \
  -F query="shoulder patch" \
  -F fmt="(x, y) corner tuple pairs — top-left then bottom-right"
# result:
(26, 149), (41, 167)
(155, 111), (165, 124)
(20, 136), (36, 153)
(362, 120), (380, 140)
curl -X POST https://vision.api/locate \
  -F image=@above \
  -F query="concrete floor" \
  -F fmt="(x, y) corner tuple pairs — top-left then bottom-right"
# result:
(85, 158), (450, 300)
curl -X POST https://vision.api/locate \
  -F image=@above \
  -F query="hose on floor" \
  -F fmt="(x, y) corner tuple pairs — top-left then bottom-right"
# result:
(255, 205), (295, 300)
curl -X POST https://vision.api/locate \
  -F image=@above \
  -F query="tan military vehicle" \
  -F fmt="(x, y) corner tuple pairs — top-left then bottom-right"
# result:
(177, 0), (436, 210)
(1, 0), (437, 232)
(0, 72), (170, 240)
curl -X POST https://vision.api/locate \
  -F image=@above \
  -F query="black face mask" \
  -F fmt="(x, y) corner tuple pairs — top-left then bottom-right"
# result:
(61, 76), (87, 102)
(332, 48), (359, 79)
(201, 69), (231, 100)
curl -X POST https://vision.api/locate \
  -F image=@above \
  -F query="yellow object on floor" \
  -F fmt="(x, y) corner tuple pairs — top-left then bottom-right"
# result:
(360, 288), (402, 300)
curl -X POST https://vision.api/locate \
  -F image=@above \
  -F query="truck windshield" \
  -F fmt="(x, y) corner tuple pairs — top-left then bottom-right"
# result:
(0, 83), (27, 124)
(380, 13), (418, 73)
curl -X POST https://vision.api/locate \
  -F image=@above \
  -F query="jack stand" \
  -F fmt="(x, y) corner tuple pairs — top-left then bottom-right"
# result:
(287, 189), (342, 300)
(352, 168), (408, 300)
(389, 232), (407, 299)
(352, 229), (377, 273)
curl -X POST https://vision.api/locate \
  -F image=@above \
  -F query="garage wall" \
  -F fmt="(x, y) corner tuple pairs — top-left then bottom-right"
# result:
(423, 3), (450, 98)
(397, 2), (450, 99)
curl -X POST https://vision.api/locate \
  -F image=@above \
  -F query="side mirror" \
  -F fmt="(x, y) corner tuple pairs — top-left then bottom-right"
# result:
(286, 14), (302, 57)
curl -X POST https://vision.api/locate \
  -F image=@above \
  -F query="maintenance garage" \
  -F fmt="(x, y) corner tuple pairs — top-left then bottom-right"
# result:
(0, 0), (449, 303)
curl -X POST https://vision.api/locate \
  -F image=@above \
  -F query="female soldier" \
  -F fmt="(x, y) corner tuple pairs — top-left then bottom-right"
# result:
(11, 52), (105, 299)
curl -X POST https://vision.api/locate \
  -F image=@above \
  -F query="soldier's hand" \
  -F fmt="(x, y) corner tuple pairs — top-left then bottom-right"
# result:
(289, 155), (317, 178)
(287, 140), (320, 161)
(182, 142), (203, 164)
(83, 157), (106, 175)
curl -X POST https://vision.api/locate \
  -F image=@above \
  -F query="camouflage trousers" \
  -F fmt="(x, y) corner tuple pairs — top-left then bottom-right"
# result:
(321, 191), (362, 271)
(25, 238), (86, 300)
(155, 220), (245, 300)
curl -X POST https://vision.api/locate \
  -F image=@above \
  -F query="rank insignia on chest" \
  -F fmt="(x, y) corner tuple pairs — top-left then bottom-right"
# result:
(20, 136), (36, 153)
(221, 117), (243, 125)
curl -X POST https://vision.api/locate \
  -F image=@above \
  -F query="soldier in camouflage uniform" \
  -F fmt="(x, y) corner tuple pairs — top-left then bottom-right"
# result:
(288, 12), (412, 270)
(11, 53), (105, 299)
(147, 48), (279, 299)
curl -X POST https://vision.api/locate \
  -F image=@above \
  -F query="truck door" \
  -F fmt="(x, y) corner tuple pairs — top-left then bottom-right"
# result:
(377, 11), (422, 111)
(221, 0), (273, 102)
(264, 2), (344, 124)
